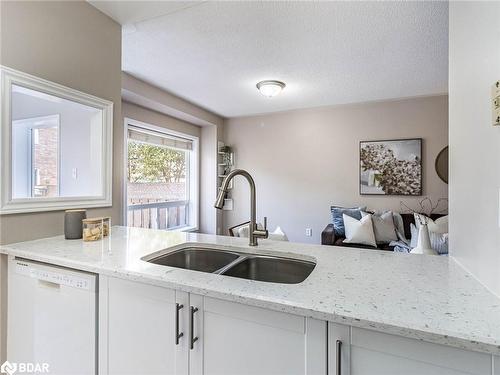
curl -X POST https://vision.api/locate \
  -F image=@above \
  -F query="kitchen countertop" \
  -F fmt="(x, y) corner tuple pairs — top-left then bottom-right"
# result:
(1, 226), (500, 355)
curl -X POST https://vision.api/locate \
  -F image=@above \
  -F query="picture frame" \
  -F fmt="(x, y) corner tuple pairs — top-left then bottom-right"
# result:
(359, 138), (422, 196)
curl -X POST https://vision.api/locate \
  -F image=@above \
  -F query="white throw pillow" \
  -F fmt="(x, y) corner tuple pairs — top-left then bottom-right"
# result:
(343, 214), (377, 247)
(361, 211), (398, 244)
(414, 214), (448, 234)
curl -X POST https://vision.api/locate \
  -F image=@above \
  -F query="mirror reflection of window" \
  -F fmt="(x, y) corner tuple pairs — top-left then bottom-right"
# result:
(31, 122), (59, 197)
(11, 84), (104, 199)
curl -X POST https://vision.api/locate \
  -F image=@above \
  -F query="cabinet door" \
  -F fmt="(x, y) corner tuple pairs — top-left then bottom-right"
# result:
(329, 324), (493, 375)
(328, 323), (350, 375)
(190, 295), (326, 375)
(107, 277), (187, 375)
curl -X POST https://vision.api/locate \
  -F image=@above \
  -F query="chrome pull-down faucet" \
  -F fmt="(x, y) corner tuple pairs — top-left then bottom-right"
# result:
(214, 169), (268, 246)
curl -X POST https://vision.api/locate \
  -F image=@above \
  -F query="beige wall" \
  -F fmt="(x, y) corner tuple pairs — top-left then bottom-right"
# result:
(199, 126), (218, 234)
(122, 72), (223, 128)
(0, 1), (122, 244)
(123, 101), (201, 138)
(0, 0), (121, 364)
(449, 2), (500, 297)
(223, 95), (449, 243)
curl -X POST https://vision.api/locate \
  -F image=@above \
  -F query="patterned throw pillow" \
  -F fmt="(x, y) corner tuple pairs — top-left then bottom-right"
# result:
(331, 206), (366, 237)
(410, 223), (419, 248)
(414, 213), (448, 234)
(429, 232), (449, 255)
(410, 223), (449, 255)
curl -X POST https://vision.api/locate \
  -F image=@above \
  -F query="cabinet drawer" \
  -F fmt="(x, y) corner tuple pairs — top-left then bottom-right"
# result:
(204, 296), (305, 334)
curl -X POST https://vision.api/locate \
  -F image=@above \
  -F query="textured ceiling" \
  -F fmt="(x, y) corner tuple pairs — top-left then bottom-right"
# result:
(91, 1), (448, 118)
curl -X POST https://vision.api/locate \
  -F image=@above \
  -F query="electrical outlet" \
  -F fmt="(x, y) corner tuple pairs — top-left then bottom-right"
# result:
(72, 168), (78, 180)
(305, 228), (312, 237)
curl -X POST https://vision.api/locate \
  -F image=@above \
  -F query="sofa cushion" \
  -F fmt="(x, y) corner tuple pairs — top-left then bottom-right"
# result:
(334, 237), (393, 251)
(343, 214), (377, 247)
(400, 213), (416, 239)
(334, 237), (377, 249)
(400, 213), (447, 239)
(331, 206), (366, 237)
(361, 211), (398, 244)
(414, 213), (448, 234)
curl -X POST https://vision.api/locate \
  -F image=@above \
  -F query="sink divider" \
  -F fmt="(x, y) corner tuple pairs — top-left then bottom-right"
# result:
(213, 254), (250, 275)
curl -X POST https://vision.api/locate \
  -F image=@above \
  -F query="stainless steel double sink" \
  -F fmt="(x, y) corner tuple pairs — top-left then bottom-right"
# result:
(143, 246), (315, 284)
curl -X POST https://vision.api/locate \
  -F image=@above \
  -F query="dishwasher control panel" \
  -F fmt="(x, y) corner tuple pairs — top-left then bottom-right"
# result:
(14, 260), (92, 290)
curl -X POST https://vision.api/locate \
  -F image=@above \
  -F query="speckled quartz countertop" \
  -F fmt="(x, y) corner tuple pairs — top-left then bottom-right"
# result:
(1, 226), (500, 355)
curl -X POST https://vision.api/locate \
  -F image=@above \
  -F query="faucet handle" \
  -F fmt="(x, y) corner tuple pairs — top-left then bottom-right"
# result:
(253, 216), (269, 241)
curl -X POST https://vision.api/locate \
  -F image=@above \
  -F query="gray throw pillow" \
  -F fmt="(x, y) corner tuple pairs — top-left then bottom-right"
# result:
(331, 206), (366, 237)
(361, 211), (398, 244)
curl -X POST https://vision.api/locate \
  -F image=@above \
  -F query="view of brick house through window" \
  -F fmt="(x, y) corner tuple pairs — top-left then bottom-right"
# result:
(126, 125), (197, 231)
(32, 126), (59, 197)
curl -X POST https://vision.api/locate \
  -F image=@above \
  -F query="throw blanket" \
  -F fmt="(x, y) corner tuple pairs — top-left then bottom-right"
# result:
(390, 240), (412, 253)
(390, 230), (412, 253)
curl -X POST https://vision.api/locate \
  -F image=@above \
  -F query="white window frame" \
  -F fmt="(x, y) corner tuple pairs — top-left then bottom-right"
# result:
(0, 66), (113, 214)
(123, 117), (199, 232)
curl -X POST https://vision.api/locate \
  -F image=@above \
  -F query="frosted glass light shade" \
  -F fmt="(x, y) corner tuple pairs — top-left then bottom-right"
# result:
(256, 80), (286, 97)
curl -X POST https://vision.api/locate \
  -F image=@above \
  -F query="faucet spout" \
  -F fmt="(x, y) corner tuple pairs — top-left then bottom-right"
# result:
(214, 169), (268, 246)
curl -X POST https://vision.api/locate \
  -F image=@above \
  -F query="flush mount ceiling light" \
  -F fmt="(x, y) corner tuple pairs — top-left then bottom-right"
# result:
(256, 80), (286, 98)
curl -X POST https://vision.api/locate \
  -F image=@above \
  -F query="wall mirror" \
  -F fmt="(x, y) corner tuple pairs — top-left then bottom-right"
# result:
(435, 146), (448, 184)
(1, 66), (113, 214)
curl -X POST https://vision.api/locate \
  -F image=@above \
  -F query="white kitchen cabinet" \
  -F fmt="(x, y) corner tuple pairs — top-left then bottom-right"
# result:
(105, 277), (495, 375)
(107, 277), (188, 375)
(106, 278), (326, 375)
(328, 323), (493, 375)
(189, 295), (327, 375)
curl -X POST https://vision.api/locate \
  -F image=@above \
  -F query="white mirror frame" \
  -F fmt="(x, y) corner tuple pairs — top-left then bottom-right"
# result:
(0, 66), (113, 214)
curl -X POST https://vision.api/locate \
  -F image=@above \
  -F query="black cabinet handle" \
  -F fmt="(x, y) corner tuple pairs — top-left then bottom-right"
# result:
(190, 306), (199, 350)
(336, 340), (342, 375)
(175, 303), (184, 345)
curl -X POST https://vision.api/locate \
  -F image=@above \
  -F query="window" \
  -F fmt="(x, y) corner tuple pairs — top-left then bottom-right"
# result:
(31, 121), (60, 198)
(125, 122), (198, 231)
(12, 115), (60, 199)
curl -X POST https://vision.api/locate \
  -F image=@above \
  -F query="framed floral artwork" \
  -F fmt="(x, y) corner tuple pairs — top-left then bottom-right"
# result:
(360, 138), (422, 196)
